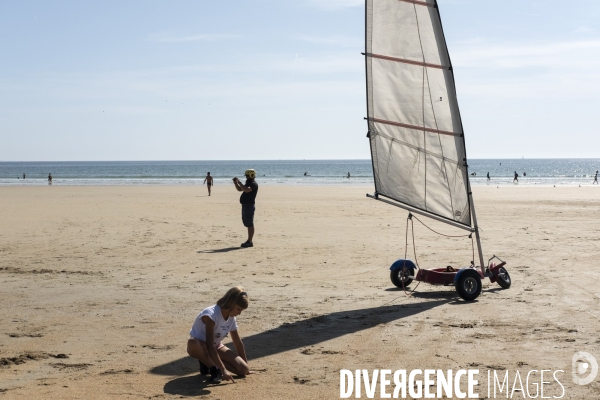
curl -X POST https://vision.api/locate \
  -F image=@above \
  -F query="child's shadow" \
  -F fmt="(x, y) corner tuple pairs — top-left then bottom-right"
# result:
(163, 375), (212, 396)
(163, 372), (248, 396)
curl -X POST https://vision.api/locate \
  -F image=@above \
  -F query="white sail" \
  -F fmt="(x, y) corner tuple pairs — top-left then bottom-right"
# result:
(365, 0), (471, 227)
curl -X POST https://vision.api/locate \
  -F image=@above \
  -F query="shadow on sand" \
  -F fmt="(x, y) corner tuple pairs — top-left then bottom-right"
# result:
(197, 247), (242, 254)
(152, 300), (449, 396)
(163, 375), (213, 397)
(385, 286), (506, 301)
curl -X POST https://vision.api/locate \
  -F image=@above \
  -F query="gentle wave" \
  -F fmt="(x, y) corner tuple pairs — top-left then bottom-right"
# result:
(1, 159), (598, 186)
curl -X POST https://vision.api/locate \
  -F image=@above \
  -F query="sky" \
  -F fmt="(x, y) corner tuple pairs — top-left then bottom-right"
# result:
(1, 0), (599, 161)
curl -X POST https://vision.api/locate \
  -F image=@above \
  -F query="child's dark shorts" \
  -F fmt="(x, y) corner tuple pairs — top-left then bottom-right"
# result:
(241, 204), (255, 227)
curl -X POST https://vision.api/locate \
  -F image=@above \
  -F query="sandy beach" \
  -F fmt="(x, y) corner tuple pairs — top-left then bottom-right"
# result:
(1, 185), (599, 399)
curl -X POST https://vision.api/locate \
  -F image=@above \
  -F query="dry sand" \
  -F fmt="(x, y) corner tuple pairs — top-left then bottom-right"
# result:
(1, 185), (599, 399)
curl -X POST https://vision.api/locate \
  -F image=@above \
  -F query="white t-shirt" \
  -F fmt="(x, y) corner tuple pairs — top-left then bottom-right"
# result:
(190, 304), (238, 346)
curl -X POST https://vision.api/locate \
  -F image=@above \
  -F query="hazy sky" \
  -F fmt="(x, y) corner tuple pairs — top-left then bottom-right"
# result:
(1, 0), (599, 161)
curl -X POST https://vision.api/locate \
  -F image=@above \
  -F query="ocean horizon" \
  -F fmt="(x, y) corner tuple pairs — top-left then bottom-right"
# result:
(1, 159), (599, 187)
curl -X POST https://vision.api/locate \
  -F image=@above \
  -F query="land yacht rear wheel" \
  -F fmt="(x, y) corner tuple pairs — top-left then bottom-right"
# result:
(456, 271), (482, 301)
(390, 267), (414, 288)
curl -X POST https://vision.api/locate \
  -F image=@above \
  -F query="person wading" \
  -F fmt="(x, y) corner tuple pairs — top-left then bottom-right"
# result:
(232, 169), (258, 248)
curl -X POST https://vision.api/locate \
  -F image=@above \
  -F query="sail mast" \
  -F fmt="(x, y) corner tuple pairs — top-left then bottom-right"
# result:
(431, 0), (485, 271)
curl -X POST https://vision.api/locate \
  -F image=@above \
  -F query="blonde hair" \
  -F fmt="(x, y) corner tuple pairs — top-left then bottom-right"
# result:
(217, 286), (249, 310)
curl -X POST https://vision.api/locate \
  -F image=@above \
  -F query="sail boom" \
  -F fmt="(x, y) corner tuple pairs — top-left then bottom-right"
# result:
(365, 52), (450, 70)
(370, 117), (462, 137)
(367, 193), (474, 232)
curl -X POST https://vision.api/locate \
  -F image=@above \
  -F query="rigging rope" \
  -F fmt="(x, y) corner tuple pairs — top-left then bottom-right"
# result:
(400, 213), (476, 295)
(394, 214), (421, 298)
(411, 213), (476, 265)
(411, 214), (470, 238)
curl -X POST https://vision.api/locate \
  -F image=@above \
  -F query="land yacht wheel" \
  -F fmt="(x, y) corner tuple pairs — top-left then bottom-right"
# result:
(456, 271), (482, 301)
(496, 267), (511, 289)
(390, 267), (414, 288)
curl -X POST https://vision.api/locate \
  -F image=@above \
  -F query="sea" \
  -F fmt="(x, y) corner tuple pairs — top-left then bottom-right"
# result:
(0, 159), (599, 187)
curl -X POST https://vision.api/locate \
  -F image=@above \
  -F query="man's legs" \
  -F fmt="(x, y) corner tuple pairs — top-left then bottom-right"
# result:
(241, 205), (255, 247)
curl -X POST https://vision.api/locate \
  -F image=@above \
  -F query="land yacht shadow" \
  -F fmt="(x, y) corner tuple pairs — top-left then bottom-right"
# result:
(406, 286), (506, 300)
(151, 299), (449, 382)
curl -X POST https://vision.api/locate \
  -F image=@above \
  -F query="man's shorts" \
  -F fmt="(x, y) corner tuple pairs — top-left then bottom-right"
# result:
(241, 204), (255, 227)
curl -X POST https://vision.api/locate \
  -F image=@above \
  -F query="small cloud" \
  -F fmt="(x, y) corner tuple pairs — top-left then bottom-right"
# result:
(297, 35), (361, 48)
(452, 39), (600, 69)
(148, 33), (242, 43)
(305, 0), (363, 10)
(451, 38), (600, 99)
(513, 11), (540, 17)
(573, 26), (596, 35)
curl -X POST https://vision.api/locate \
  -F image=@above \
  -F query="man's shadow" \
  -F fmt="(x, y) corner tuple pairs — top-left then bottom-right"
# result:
(197, 247), (242, 254)
(152, 300), (448, 396)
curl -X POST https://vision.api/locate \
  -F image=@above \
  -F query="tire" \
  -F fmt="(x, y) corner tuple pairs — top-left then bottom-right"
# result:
(496, 267), (511, 289)
(390, 267), (414, 288)
(456, 271), (482, 301)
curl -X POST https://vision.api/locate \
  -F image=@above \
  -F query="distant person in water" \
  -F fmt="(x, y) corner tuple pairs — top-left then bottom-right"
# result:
(233, 169), (258, 248)
(48, 173), (52, 185)
(304, 172), (307, 176)
(594, 170), (598, 185)
(203, 172), (213, 196)
(513, 171), (518, 183)
(487, 172), (490, 182)
(23, 173), (26, 179)
(347, 172), (350, 178)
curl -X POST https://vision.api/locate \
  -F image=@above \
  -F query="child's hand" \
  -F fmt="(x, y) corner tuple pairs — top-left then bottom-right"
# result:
(223, 371), (236, 383)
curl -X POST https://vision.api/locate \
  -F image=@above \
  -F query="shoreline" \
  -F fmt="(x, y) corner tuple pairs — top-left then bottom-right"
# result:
(2, 179), (600, 187)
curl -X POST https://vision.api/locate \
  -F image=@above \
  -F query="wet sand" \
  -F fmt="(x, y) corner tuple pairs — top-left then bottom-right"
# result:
(1, 185), (599, 398)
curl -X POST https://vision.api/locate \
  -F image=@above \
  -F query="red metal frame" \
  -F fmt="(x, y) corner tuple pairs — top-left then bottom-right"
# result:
(416, 268), (459, 285)
(487, 261), (507, 284)
(415, 262), (506, 285)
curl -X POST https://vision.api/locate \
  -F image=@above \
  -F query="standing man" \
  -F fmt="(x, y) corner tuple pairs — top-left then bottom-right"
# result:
(233, 169), (258, 248)
(513, 171), (518, 183)
(594, 170), (598, 185)
(203, 172), (214, 196)
(48, 173), (53, 185)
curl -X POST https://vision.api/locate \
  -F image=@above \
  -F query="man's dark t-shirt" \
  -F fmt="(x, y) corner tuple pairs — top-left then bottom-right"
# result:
(240, 180), (258, 204)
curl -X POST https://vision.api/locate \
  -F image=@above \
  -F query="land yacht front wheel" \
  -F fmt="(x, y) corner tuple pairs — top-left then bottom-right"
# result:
(456, 271), (482, 301)
(496, 267), (511, 289)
